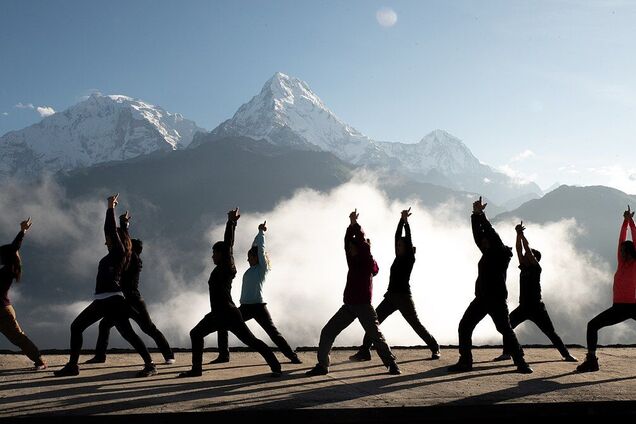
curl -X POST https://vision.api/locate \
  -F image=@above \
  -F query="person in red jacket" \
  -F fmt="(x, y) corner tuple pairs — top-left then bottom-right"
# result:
(577, 206), (636, 372)
(306, 209), (400, 376)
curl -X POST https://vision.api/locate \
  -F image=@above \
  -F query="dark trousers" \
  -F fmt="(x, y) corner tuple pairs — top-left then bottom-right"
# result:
(68, 295), (152, 365)
(189, 307), (281, 372)
(587, 303), (636, 351)
(318, 304), (396, 369)
(458, 297), (525, 364)
(360, 292), (439, 353)
(94, 296), (174, 360)
(502, 301), (570, 357)
(217, 303), (296, 360)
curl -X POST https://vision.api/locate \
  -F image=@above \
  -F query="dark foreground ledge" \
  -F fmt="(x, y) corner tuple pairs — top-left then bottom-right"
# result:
(1, 347), (636, 423)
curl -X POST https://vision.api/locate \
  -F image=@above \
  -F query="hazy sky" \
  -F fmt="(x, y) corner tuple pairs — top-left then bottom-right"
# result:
(1, 0), (635, 192)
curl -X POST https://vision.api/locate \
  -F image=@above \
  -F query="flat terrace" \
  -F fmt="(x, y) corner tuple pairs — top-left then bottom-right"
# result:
(1, 347), (636, 423)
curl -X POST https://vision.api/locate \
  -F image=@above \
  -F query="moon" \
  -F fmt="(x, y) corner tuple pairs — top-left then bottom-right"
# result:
(376, 7), (398, 28)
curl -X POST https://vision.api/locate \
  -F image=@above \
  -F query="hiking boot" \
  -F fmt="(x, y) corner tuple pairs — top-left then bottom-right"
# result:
(388, 363), (401, 375)
(53, 363), (79, 377)
(136, 363), (158, 378)
(209, 355), (230, 364)
(448, 358), (473, 373)
(563, 354), (578, 363)
(84, 356), (106, 364)
(305, 364), (329, 376)
(349, 350), (371, 362)
(576, 354), (599, 372)
(493, 353), (511, 362)
(178, 367), (203, 378)
(289, 355), (303, 364)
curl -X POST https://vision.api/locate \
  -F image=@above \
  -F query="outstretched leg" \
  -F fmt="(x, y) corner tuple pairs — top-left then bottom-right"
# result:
(129, 298), (174, 361)
(228, 315), (281, 375)
(499, 304), (528, 358)
(356, 297), (397, 358)
(529, 302), (573, 359)
(577, 304), (632, 372)
(353, 304), (399, 373)
(395, 294), (440, 354)
(250, 304), (299, 362)
(187, 313), (218, 373)
(317, 306), (356, 369)
(454, 298), (488, 367)
(0, 305), (45, 366)
(489, 301), (532, 373)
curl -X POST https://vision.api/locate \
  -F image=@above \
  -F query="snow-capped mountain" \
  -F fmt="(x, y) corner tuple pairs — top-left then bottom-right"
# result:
(377, 130), (485, 175)
(191, 72), (390, 165)
(198, 72), (542, 204)
(0, 94), (204, 178)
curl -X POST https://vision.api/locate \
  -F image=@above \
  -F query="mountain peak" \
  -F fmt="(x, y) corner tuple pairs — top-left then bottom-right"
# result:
(261, 72), (327, 111)
(0, 93), (204, 179)
(202, 72), (372, 161)
(419, 130), (463, 146)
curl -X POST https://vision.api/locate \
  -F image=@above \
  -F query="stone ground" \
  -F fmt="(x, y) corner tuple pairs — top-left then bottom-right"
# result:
(1, 347), (636, 423)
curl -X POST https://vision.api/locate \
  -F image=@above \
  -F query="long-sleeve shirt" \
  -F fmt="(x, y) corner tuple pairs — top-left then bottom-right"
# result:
(94, 208), (126, 295)
(387, 219), (415, 294)
(121, 252), (142, 300)
(613, 218), (636, 303)
(471, 213), (513, 300)
(208, 220), (238, 312)
(0, 230), (24, 306)
(240, 230), (268, 304)
(343, 223), (378, 305)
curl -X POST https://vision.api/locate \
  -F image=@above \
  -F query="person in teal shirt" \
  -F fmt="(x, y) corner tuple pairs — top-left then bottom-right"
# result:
(211, 221), (301, 364)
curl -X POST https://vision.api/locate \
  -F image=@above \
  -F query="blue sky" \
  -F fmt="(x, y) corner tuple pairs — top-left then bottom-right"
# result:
(1, 0), (635, 191)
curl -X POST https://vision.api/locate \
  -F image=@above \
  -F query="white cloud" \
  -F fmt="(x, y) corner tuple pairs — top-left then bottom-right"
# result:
(36, 106), (55, 117)
(498, 164), (538, 185)
(1, 112), (7, 116)
(511, 149), (536, 162)
(376, 7), (398, 28)
(15, 102), (34, 109)
(586, 164), (636, 194)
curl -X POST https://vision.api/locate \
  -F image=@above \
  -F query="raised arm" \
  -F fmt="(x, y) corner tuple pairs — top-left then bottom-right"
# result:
(618, 206), (634, 264)
(519, 233), (538, 266)
(10, 217), (32, 252)
(226, 207), (240, 266)
(106, 194), (124, 256)
(255, 221), (268, 273)
(119, 211), (131, 238)
(395, 208), (413, 256)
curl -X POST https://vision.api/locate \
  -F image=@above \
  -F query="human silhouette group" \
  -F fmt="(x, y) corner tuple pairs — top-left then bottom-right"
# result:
(1, 193), (634, 378)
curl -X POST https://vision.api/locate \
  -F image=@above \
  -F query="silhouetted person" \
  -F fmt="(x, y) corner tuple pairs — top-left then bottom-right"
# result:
(493, 221), (577, 363)
(85, 213), (174, 364)
(448, 197), (533, 374)
(306, 209), (401, 376)
(0, 217), (47, 370)
(179, 208), (282, 378)
(577, 206), (636, 372)
(211, 221), (301, 365)
(350, 208), (440, 362)
(54, 194), (157, 378)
